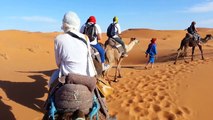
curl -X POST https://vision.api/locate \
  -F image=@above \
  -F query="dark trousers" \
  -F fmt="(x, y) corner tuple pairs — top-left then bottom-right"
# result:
(113, 37), (127, 53)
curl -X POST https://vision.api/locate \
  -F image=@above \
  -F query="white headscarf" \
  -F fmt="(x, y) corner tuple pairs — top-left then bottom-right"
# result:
(61, 11), (81, 32)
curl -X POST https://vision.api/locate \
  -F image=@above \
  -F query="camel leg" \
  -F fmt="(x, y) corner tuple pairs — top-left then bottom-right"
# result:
(114, 66), (119, 82)
(117, 67), (122, 78)
(174, 45), (189, 64)
(104, 49), (115, 85)
(174, 50), (181, 64)
(198, 45), (204, 60)
(183, 46), (189, 63)
(117, 58), (124, 78)
(104, 70), (111, 85)
(191, 46), (195, 61)
(114, 57), (123, 82)
(104, 65), (113, 85)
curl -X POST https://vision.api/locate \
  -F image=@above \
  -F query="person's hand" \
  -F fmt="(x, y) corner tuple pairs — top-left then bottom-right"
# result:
(155, 55), (158, 60)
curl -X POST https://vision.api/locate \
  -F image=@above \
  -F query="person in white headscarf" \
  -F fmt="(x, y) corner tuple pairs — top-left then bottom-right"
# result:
(49, 11), (96, 87)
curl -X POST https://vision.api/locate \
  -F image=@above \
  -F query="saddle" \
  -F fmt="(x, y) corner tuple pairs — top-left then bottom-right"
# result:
(44, 72), (110, 119)
(105, 38), (125, 53)
(90, 46), (102, 63)
(46, 73), (97, 114)
(185, 33), (200, 46)
(55, 84), (93, 114)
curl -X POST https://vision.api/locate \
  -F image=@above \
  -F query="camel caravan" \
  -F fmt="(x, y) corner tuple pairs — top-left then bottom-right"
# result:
(43, 12), (139, 120)
(43, 38), (139, 120)
(174, 21), (213, 64)
(43, 12), (212, 120)
(174, 33), (213, 64)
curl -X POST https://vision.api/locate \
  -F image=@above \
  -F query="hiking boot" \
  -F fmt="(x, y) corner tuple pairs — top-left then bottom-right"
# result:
(103, 64), (110, 71)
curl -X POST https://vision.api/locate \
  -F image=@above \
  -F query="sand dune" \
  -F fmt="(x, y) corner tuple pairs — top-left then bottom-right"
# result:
(0, 29), (213, 120)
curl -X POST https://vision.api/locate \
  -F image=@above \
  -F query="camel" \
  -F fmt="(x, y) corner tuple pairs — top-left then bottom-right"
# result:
(174, 33), (213, 64)
(102, 37), (139, 83)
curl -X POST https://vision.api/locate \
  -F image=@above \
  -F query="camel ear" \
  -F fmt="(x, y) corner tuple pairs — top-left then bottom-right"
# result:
(130, 37), (136, 41)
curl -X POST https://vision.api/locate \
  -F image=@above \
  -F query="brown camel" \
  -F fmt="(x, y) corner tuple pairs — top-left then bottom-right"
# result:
(103, 37), (139, 83)
(174, 33), (213, 64)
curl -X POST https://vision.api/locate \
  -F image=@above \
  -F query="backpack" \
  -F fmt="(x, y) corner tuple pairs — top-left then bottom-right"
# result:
(187, 26), (193, 34)
(83, 23), (97, 42)
(107, 23), (117, 38)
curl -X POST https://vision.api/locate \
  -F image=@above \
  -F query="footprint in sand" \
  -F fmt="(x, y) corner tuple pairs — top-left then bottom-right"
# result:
(26, 48), (35, 53)
(173, 108), (184, 116)
(107, 58), (197, 120)
(0, 53), (9, 60)
(161, 111), (176, 120)
(151, 104), (162, 113)
(140, 109), (149, 117)
(180, 106), (191, 115)
(160, 100), (171, 108)
(121, 100), (130, 108)
(46, 51), (50, 54)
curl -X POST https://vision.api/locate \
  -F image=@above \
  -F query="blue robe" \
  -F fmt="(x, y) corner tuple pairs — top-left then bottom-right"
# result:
(146, 43), (157, 63)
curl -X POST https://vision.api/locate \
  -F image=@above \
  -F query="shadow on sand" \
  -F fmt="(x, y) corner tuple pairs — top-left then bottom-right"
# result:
(0, 69), (56, 119)
(0, 96), (16, 120)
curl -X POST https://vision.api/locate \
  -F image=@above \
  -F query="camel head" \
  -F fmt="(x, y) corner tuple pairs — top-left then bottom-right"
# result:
(201, 34), (213, 43)
(130, 37), (136, 41)
(125, 38), (139, 53)
(205, 34), (213, 40)
(129, 37), (139, 44)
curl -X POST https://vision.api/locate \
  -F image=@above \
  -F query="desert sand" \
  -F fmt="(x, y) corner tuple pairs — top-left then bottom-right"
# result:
(0, 28), (213, 120)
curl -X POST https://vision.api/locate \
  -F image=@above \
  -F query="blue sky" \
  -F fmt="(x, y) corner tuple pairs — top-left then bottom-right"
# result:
(0, 0), (213, 32)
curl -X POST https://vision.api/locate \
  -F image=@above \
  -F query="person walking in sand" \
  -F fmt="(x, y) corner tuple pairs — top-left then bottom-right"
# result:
(145, 38), (157, 69)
